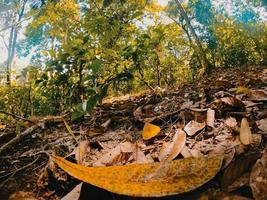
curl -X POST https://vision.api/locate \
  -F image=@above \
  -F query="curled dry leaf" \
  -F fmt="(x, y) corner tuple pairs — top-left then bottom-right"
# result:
(256, 118), (267, 134)
(129, 143), (149, 164)
(240, 118), (252, 145)
(75, 141), (89, 165)
(61, 183), (82, 200)
(52, 155), (222, 197)
(227, 172), (250, 192)
(158, 129), (186, 161)
(142, 123), (161, 140)
(221, 152), (260, 190)
(206, 108), (215, 128)
(250, 89), (267, 101)
(225, 117), (238, 128)
(93, 142), (134, 166)
(184, 120), (206, 136)
(250, 148), (267, 200)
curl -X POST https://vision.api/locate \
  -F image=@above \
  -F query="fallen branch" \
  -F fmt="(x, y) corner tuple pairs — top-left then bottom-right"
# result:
(0, 110), (35, 124)
(0, 123), (44, 156)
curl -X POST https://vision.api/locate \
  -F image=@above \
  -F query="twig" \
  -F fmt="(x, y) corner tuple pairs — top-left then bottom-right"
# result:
(0, 155), (41, 187)
(0, 123), (43, 156)
(0, 110), (35, 124)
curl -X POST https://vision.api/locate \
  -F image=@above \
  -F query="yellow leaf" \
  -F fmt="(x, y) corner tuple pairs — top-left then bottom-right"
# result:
(63, 120), (78, 143)
(0, 124), (6, 130)
(51, 155), (222, 197)
(240, 118), (252, 145)
(142, 123), (160, 140)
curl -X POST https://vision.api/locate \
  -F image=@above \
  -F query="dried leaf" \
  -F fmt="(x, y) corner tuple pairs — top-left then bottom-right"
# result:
(227, 172), (250, 192)
(61, 183), (82, 200)
(221, 152), (260, 190)
(240, 118), (252, 145)
(250, 148), (267, 200)
(225, 117), (238, 128)
(250, 90), (267, 101)
(184, 120), (206, 136)
(129, 144), (150, 164)
(142, 123), (161, 140)
(180, 146), (192, 158)
(0, 124), (6, 130)
(75, 141), (89, 165)
(52, 155), (222, 197)
(158, 129), (186, 161)
(207, 109), (215, 128)
(256, 118), (267, 134)
(93, 142), (134, 166)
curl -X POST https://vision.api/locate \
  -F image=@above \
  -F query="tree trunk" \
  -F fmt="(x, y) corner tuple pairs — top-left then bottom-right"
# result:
(5, 0), (27, 85)
(174, 0), (212, 74)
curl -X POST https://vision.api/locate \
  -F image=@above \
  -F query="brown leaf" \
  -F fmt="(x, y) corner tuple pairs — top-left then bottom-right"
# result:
(158, 129), (186, 161)
(256, 118), (267, 134)
(184, 120), (206, 136)
(93, 142), (134, 166)
(240, 118), (252, 145)
(225, 117), (238, 128)
(75, 141), (89, 165)
(221, 152), (260, 190)
(206, 108), (215, 128)
(250, 90), (267, 101)
(129, 143), (150, 164)
(250, 148), (267, 200)
(52, 155), (223, 197)
(227, 172), (250, 192)
(61, 183), (82, 200)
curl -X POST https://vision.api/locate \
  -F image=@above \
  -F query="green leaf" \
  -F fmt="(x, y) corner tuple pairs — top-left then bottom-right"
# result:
(90, 59), (102, 74)
(86, 95), (99, 113)
(63, 120), (78, 143)
(103, 0), (113, 7)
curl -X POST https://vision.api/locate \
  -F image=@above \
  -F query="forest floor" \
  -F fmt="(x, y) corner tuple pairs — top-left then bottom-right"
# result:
(0, 66), (267, 200)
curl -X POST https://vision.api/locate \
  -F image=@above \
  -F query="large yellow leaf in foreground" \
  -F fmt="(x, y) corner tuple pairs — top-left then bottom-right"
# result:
(51, 155), (222, 197)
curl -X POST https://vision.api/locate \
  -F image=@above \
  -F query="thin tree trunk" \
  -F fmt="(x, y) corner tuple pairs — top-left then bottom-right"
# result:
(174, 0), (212, 74)
(5, 0), (27, 85)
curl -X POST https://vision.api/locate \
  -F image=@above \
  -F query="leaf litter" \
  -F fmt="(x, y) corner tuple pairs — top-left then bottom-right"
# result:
(1, 66), (267, 199)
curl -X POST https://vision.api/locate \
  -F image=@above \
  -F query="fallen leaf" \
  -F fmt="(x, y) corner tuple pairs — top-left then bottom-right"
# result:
(250, 90), (267, 101)
(240, 118), (252, 145)
(251, 134), (262, 146)
(212, 97), (245, 117)
(250, 148), (267, 200)
(227, 172), (250, 192)
(225, 117), (237, 128)
(181, 146), (192, 158)
(101, 118), (111, 130)
(0, 124), (6, 130)
(52, 155), (222, 197)
(236, 86), (251, 95)
(158, 129), (186, 161)
(75, 141), (89, 165)
(184, 120), (206, 136)
(142, 123), (161, 140)
(61, 183), (82, 200)
(256, 118), (267, 134)
(206, 109), (215, 128)
(93, 142), (134, 166)
(129, 143), (150, 164)
(221, 152), (260, 190)
(8, 191), (36, 200)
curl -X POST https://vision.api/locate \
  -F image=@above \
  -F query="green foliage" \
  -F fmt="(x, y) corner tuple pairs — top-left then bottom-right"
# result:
(1, 0), (266, 119)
